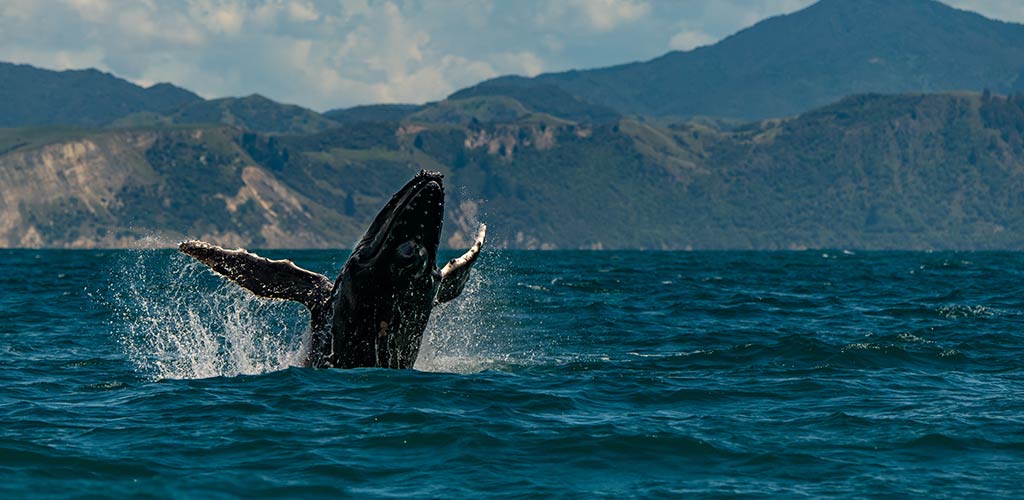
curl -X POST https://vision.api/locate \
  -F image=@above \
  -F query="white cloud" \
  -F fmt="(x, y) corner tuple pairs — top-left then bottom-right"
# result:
(0, 0), (1020, 111)
(668, 30), (716, 51)
(495, 51), (545, 77)
(188, 0), (246, 36)
(0, 46), (106, 72)
(116, 6), (204, 46)
(536, 0), (650, 32)
(379, 54), (496, 103)
(286, 1), (319, 22)
(568, 0), (650, 31)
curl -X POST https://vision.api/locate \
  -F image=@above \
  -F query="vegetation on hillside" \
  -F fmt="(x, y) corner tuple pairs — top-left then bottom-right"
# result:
(4, 91), (1024, 249)
(4, 0), (1024, 249)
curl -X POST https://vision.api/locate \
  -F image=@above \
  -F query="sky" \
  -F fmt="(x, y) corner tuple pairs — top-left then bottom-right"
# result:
(2, 0), (1023, 111)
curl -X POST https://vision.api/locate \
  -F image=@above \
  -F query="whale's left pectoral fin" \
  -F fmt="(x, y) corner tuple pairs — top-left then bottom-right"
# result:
(436, 224), (487, 304)
(179, 240), (333, 310)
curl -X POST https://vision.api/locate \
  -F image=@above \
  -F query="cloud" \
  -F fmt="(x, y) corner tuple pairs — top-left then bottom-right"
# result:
(286, 1), (319, 22)
(187, 0), (246, 36)
(495, 51), (545, 77)
(65, 0), (112, 21)
(0, 0), (1018, 111)
(568, 0), (651, 31)
(537, 0), (650, 32)
(668, 30), (716, 51)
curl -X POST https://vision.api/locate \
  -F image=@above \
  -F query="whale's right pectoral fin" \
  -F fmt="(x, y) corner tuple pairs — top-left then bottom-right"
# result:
(179, 240), (333, 310)
(436, 224), (486, 304)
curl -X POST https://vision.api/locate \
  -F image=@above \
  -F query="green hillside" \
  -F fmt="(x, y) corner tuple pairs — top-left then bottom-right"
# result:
(111, 94), (340, 135)
(447, 79), (620, 124)
(3, 91), (1024, 249)
(323, 104), (423, 124)
(0, 62), (200, 127)
(3, 0), (1024, 249)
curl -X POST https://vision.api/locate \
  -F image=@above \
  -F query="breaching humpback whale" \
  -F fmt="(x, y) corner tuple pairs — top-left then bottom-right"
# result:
(178, 170), (486, 369)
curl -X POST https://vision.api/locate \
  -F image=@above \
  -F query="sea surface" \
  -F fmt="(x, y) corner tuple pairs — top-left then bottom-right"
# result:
(1, 249), (1022, 498)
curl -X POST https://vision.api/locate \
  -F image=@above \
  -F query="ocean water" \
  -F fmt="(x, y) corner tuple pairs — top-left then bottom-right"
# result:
(1, 249), (1022, 498)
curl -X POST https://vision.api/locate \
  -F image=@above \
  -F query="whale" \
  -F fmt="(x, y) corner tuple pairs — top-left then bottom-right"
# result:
(178, 170), (486, 369)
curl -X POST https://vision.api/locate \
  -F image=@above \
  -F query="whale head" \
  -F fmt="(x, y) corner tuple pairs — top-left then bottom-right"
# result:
(323, 170), (446, 368)
(348, 169), (444, 275)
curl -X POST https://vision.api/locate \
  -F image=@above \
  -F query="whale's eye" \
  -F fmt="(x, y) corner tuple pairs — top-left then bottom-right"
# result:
(393, 240), (428, 276)
(396, 240), (421, 261)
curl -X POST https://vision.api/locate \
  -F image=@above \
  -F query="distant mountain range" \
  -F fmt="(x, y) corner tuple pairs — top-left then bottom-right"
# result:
(460, 0), (1024, 121)
(0, 62), (201, 127)
(2, 0), (1024, 249)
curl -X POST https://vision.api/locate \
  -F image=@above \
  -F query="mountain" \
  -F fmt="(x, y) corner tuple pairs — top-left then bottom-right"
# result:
(669, 91), (1024, 249)
(323, 104), (423, 123)
(7, 0), (1022, 128)
(3, 91), (1024, 249)
(457, 0), (1024, 121)
(162, 94), (339, 135)
(4, 0), (1024, 249)
(0, 64), (336, 134)
(447, 78), (620, 124)
(0, 62), (201, 127)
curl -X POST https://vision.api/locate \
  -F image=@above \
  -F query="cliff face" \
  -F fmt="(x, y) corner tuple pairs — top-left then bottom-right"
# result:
(7, 0), (1024, 250)
(0, 132), (156, 247)
(0, 123), (495, 249)
(3, 92), (1024, 250)
(0, 128), (342, 248)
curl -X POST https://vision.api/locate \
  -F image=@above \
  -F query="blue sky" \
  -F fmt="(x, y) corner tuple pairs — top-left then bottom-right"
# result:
(2, 0), (1022, 111)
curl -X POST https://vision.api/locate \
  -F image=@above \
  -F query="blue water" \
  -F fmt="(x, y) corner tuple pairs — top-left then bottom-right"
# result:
(1, 249), (1023, 498)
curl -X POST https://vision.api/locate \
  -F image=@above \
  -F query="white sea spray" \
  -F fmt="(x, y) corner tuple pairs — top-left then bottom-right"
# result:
(416, 251), (517, 374)
(112, 248), (308, 380)
(111, 242), (520, 378)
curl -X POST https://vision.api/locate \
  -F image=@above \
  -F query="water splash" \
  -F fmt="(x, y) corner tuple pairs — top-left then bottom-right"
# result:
(416, 252), (523, 374)
(417, 262), (499, 373)
(110, 237), (519, 378)
(111, 248), (308, 380)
